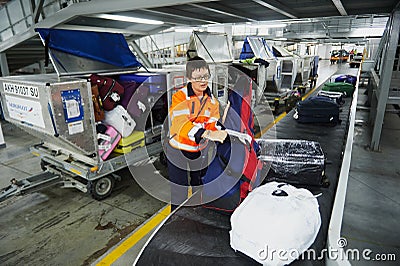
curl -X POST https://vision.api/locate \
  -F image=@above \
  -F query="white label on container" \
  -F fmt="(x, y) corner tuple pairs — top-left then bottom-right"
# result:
(5, 95), (45, 128)
(68, 120), (84, 135)
(3, 82), (40, 99)
(65, 99), (80, 119)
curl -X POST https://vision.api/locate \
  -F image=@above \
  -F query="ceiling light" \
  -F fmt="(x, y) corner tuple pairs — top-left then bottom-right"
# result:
(174, 27), (194, 33)
(91, 14), (164, 25)
(250, 23), (287, 29)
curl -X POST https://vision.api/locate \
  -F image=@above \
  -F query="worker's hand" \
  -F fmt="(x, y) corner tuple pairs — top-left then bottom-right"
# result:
(202, 130), (227, 143)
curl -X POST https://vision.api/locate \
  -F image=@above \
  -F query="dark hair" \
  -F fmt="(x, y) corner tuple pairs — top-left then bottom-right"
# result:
(186, 56), (210, 78)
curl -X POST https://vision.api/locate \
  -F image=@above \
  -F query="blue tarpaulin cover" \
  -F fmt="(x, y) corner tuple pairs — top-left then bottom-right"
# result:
(35, 28), (141, 68)
(239, 37), (255, 60)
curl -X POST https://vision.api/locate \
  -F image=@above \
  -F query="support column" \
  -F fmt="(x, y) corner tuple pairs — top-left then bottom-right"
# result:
(0, 53), (10, 77)
(370, 11), (400, 151)
(130, 40), (153, 69)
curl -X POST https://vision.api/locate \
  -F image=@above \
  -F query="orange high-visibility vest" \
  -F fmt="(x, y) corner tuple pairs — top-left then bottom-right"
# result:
(169, 84), (221, 152)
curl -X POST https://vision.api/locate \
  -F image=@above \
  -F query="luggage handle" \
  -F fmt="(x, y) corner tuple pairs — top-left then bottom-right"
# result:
(122, 114), (133, 127)
(100, 79), (118, 103)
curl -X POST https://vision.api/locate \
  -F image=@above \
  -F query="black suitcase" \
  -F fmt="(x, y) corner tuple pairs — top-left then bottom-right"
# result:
(294, 96), (340, 124)
(317, 90), (345, 106)
(257, 139), (328, 187)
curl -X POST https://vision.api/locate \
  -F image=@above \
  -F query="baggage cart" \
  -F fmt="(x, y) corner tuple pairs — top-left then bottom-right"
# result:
(0, 28), (185, 201)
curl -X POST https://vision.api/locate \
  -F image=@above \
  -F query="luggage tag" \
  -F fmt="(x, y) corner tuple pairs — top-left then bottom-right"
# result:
(98, 143), (112, 151)
(97, 133), (111, 142)
(137, 101), (146, 112)
(110, 92), (121, 102)
(293, 110), (299, 120)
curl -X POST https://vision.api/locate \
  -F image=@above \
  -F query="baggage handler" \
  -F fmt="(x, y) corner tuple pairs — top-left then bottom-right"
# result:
(166, 56), (227, 211)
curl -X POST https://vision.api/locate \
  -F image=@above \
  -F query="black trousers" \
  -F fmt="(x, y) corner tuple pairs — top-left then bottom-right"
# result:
(166, 144), (208, 211)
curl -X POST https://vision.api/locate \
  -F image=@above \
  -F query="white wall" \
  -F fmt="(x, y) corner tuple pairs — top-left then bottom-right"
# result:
(316, 44), (332, 60)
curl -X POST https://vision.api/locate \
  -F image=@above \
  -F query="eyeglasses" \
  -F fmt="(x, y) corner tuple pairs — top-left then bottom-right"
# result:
(191, 74), (211, 82)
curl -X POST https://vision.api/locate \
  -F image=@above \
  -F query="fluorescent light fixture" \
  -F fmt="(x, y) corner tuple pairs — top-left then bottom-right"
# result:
(332, 0), (347, 16)
(249, 23), (287, 28)
(174, 27), (194, 33)
(91, 14), (164, 25)
(264, 23), (287, 28)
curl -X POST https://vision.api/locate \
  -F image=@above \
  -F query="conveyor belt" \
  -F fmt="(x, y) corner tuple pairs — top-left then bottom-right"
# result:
(135, 78), (353, 266)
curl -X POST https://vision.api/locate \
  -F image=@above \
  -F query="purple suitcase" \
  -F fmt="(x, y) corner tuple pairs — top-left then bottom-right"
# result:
(334, 75), (357, 85)
(118, 80), (140, 109)
(126, 85), (150, 118)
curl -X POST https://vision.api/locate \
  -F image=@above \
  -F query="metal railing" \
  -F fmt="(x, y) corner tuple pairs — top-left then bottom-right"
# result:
(326, 64), (361, 266)
(0, 0), (84, 42)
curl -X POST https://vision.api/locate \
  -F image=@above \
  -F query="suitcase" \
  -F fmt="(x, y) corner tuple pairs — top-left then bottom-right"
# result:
(119, 73), (166, 94)
(322, 82), (355, 97)
(230, 182), (321, 266)
(317, 90), (345, 106)
(125, 85), (150, 118)
(113, 130), (145, 154)
(257, 139), (328, 187)
(97, 125), (121, 161)
(90, 74), (125, 111)
(294, 96), (340, 125)
(104, 105), (136, 137)
(91, 84), (105, 122)
(334, 74), (357, 85)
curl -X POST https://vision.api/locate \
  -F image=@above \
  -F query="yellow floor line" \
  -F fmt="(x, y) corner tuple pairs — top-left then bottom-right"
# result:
(255, 111), (286, 138)
(96, 205), (171, 266)
(301, 85), (318, 101)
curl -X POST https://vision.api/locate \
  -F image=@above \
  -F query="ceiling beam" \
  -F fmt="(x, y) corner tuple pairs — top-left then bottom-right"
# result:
(189, 3), (257, 22)
(331, 0), (348, 16)
(201, 2), (258, 22)
(150, 6), (224, 24)
(55, 24), (148, 35)
(142, 9), (218, 25)
(252, 0), (297, 19)
(0, 0), (216, 53)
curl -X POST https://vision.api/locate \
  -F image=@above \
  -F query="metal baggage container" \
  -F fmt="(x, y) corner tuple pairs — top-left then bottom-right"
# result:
(0, 75), (97, 159)
(0, 28), (185, 201)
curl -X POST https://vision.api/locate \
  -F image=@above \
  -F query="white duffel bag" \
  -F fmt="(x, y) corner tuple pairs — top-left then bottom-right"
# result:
(104, 105), (136, 138)
(230, 182), (321, 266)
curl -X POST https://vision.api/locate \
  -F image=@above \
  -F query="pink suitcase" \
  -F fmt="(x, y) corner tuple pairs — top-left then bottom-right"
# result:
(98, 125), (121, 161)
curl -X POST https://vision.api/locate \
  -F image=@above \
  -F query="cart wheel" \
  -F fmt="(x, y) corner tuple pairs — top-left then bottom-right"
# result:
(159, 152), (167, 166)
(90, 176), (115, 200)
(40, 160), (49, 171)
